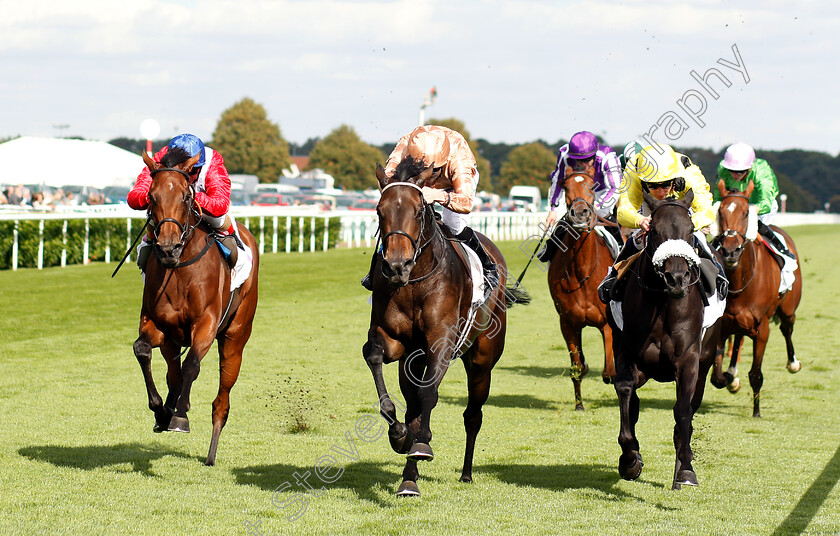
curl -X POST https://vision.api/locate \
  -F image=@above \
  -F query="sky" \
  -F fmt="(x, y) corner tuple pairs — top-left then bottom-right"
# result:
(1, 0), (838, 154)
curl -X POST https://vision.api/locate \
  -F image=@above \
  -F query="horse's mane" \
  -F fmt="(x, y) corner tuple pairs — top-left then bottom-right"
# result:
(160, 147), (193, 168)
(391, 156), (428, 184)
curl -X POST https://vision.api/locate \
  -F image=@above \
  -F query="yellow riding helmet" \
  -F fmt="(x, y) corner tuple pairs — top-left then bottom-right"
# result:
(633, 144), (681, 183)
(406, 127), (451, 168)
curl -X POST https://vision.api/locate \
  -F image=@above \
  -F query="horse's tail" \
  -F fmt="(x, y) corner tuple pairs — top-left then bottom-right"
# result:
(504, 282), (531, 308)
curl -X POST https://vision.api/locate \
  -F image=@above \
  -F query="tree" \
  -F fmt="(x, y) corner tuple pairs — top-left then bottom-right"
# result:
(307, 125), (386, 190)
(496, 142), (557, 197)
(427, 117), (493, 192)
(211, 97), (291, 183)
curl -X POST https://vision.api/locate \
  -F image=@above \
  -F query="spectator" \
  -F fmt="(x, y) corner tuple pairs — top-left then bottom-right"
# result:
(30, 191), (50, 210)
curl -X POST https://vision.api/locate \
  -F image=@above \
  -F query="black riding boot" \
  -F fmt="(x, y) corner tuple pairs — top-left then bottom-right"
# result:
(597, 237), (640, 304)
(758, 220), (795, 259)
(694, 235), (728, 298)
(360, 250), (379, 291)
(137, 241), (152, 272)
(537, 225), (566, 263)
(457, 227), (499, 291)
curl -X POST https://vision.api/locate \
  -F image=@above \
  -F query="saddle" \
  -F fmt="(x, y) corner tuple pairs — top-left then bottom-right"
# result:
(759, 236), (787, 271)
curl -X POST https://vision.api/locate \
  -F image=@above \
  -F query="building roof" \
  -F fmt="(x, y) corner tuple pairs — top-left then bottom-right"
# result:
(0, 136), (144, 189)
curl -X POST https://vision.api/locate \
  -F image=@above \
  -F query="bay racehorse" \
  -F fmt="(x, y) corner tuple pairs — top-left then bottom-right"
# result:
(547, 166), (617, 410)
(363, 156), (529, 497)
(608, 190), (721, 489)
(133, 150), (259, 466)
(710, 184), (802, 417)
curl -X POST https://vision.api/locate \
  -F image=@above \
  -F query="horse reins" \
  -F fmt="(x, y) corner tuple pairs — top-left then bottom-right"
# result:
(146, 167), (206, 267)
(713, 193), (757, 295)
(377, 182), (443, 284)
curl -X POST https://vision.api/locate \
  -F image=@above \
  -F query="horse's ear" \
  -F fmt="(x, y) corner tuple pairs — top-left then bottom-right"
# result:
(642, 189), (661, 212)
(414, 165), (434, 188)
(682, 188), (694, 208)
(142, 151), (159, 171)
(375, 163), (388, 189)
(744, 179), (755, 198)
(183, 154), (201, 173)
(716, 178), (727, 198)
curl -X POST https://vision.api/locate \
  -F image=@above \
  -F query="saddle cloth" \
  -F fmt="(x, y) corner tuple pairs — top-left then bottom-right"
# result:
(228, 223), (252, 292)
(457, 242), (485, 306)
(761, 232), (798, 294)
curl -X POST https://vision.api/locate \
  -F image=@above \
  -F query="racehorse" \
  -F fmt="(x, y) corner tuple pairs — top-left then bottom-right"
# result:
(710, 184), (802, 417)
(363, 156), (529, 497)
(547, 166), (616, 410)
(608, 190), (721, 489)
(132, 150), (259, 466)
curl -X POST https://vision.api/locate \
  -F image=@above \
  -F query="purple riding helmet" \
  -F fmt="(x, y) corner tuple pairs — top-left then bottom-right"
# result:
(568, 131), (599, 159)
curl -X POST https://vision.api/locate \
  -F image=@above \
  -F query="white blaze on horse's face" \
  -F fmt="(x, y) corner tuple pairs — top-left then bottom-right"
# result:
(168, 183), (174, 191)
(574, 176), (584, 183)
(726, 202), (737, 213)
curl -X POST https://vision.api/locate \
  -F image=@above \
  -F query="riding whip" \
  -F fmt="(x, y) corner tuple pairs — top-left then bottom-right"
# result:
(514, 223), (552, 288)
(111, 218), (150, 278)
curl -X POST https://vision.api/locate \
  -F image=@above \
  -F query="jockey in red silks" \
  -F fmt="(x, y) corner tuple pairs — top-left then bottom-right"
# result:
(128, 133), (239, 270)
(361, 125), (498, 292)
(538, 131), (624, 263)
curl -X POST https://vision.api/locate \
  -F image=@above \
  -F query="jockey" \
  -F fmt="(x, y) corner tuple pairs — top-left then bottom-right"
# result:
(715, 142), (794, 259)
(538, 131), (623, 262)
(128, 133), (240, 271)
(597, 143), (727, 304)
(361, 125), (498, 292)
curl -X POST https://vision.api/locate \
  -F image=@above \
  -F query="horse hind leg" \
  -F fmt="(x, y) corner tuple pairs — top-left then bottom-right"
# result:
(205, 337), (245, 466)
(749, 324), (770, 418)
(459, 346), (498, 484)
(561, 322), (588, 411)
(779, 313), (801, 373)
(726, 335), (744, 393)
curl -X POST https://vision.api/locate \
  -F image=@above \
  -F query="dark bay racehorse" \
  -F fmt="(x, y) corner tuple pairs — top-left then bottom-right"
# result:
(133, 151), (259, 466)
(363, 156), (529, 497)
(608, 190), (721, 489)
(710, 185), (802, 417)
(547, 167), (616, 410)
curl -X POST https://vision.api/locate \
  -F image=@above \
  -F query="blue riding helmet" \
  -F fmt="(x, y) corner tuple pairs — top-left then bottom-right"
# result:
(168, 134), (206, 168)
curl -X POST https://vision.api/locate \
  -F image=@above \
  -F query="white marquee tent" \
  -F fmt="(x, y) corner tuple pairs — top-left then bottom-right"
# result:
(0, 137), (144, 189)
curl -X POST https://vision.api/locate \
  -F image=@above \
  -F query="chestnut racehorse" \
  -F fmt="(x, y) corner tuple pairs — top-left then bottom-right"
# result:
(132, 150), (259, 466)
(608, 190), (721, 489)
(363, 156), (529, 497)
(547, 167), (616, 410)
(710, 184), (802, 417)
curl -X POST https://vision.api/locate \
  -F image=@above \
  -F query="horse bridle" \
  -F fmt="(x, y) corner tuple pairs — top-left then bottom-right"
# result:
(712, 192), (756, 294)
(642, 200), (702, 289)
(377, 181), (441, 284)
(147, 167), (201, 252)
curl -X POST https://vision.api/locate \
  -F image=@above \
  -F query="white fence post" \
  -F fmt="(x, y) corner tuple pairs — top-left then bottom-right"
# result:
(12, 220), (19, 271)
(38, 220), (44, 270)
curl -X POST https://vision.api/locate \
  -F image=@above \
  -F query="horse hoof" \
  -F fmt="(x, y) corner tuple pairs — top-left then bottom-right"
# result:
(407, 442), (434, 462)
(575, 404), (585, 412)
(619, 453), (644, 481)
(727, 377), (742, 393)
(396, 480), (420, 497)
(167, 416), (190, 433)
(459, 475), (473, 484)
(786, 359), (801, 373)
(388, 426), (415, 455)
(602, 375), (613, 385)
(674, 469), (698, 487)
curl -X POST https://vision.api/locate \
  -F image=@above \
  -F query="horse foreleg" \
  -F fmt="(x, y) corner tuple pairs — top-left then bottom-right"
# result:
(672, 357), (700, 489)
(157, 341), (183, 432)
(560, 320), (588, 411)
(204, 336), (245, 466)
(169, 319), (216, 432)
(749, 323), (770, 418)
(134, 317), (167, 432)
(363, 333), (410, 454)
(614, 358), (643, 481)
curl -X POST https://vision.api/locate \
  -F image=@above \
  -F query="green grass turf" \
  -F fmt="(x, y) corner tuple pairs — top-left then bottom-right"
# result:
(0, 225), (838, 535)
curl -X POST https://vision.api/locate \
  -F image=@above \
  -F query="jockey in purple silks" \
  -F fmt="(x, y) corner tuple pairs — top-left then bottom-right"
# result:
(538, 131), (624, 263)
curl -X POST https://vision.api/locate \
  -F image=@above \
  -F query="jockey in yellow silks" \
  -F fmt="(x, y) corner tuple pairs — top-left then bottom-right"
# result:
(597, 143), (726, 304)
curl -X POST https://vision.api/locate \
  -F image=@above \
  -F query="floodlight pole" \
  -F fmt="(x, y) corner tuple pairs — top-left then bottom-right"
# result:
(418, 86), (437, 126)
